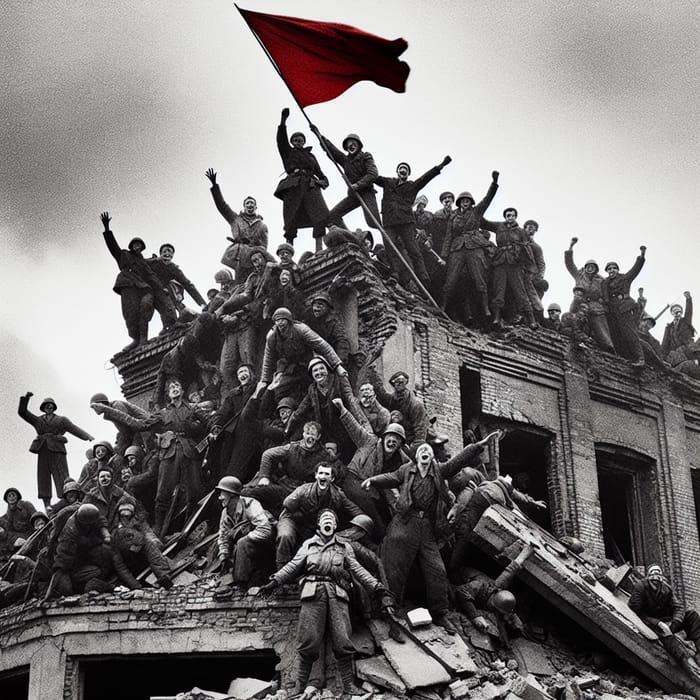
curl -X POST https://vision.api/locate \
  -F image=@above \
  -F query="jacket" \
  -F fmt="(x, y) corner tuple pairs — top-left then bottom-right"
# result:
(440, 181), (498, 258)
(102, 228), (162, 293)
(322, 138), (378, 194)
(661, 297), (695, 357)
(375, 166), (442, 227)
(258, 440), (328, 486)
(282, 482), (363, 527)
(147, 258), (205, 306)
(602, 256), (645, 314)
(218, 495), (273, 558)
(629, 577), (684, 629)
(18, 395), (93, 454)
(273, 533), (382, 602)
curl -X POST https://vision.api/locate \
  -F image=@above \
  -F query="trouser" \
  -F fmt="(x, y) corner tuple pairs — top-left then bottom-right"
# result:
(297, 584), (355, 663)
(449, 491), (491, 573)
(609, 309), (644, 362)
(442, 249), (490, 322)
(670, 609), (700, 643)
(343, 475), (389, 539)
(524, 273), (545, 312)
(37, 451), (70, 501)
(587, 312), (616, 353)
(275, 512), (314, 569)
(219, 327), (257, 394)
(226, 532), (271, 584)
(121, 540), (172, 582)
(154, 448), (197, 533)
(242, 482), (293, 519)
(328, 190), (381, 230)
(383, 223), (431, 287)
(381, 513), (449, 616)
(120, 287), (153, 342)
(152, 288), (179, 331)
(491, 264), (533, 319)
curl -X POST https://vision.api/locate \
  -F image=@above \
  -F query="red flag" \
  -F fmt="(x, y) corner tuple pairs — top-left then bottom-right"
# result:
(238, 7), (410, 107)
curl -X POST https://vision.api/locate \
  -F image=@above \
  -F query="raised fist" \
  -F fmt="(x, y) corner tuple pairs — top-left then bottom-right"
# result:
(492, 170), (499, 183)
(441, 155), (452, 168)
(281, 107), (290, 122)
(640, 245), (647, 254)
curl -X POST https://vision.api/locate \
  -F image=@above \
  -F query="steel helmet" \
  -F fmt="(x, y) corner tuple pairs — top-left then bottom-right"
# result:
(3, 487), (22, 502)
(455, 191), (475, 207)
(216, 476), (242, 495)
(383, 423), (406, 441)
(40, 397), (57, 412)
(124, 445), (145, 460)
(90, 392), (109, 405)
(490, 590), (517, 614)
(349, 514), (375, 538)
(214, 269), (233, 283)
(93, 441), (114, 457)
(272, 307), (293, 322)
(309, 291), (334, 309)
(342, 133), (363, 150)
(62, 479), (81, 495)
(75, 503), (101, 525)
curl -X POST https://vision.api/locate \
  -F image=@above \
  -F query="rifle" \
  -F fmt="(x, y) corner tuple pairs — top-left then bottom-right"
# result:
(654, 304), (671, 322)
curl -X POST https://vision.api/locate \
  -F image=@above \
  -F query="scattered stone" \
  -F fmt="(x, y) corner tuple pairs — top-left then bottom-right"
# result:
(410, 623), (478, 674)
(575, 676), (600, 690)
(468, 680), (510, 700)
(508, 674), (554, 700)
(227, 676), (276, 699)
(356, 655), (407, 694)
(406, 607), (433, 628)
(511, 639), (557, 676)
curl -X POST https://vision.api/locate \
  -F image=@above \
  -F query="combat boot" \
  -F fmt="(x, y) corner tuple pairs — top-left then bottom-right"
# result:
(338, 657), (365, 698)
(491, 307), (503, 329)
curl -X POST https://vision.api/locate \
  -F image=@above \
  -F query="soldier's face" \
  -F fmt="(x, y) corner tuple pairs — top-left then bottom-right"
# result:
(315, 465), (334, 490)
(396, 164), (410, 180)
(127, 455), (138, 468)
(383, 433), (401, 454)
(359, 384), (375, 407)
(311, 362), (329, 384)
(121, 467), (132, 482)
(274, 318), (291, 333)
(584, 264), (597, 275)
(5, 492), (18, 506)
(290, 135), (305, 148)
(95, 446), (108, 460)
(671, 306), (682, 320)
(318, 511), (337, 536)
(43, 404), (56, 415)
(159, 246), (174, 262)
(218, 490), (235, 507)
(524, 223), (538, 236)
(65, 491), (79, 504)
(98, 471), (112, 487)
(416, 443), (434, 466)
(278, 407), (292, 423)
(251, 254), (265, 274)
(504, 211), (517, 224)
(647, 566), (664, 583)
(390, 377), (408, 396)
(168, 381), (183, 400)
(243, 199), (257, 215)
(33, 517), (47, 530)
(345, 139), (360, 154)
(279, 269), (292, 287)
(311, 300), (329, 318)
(441, 195), (454, 209)
(606, 264), (619, 278)
(303, 425), (321, 448)
(237, 366), (252, 386)
(325, 442), (339, 459)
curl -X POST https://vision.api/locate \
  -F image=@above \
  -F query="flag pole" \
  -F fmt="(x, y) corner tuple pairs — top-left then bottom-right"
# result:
(236, 5), (443, 313)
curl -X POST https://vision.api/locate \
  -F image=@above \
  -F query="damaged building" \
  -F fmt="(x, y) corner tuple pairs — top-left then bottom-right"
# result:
(1, 244), (700, 700)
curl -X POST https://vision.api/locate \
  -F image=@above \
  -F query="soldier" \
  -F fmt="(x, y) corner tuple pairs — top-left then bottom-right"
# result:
(661, 292), (695, 358)
(205, 169), (269, 282)
(147, 243), (206, 334)
(205, 269), (235, 314)
(430, 190), (456, 255)
(285, 356), (367, 462)
(367, 367), (427, 449)
(312, 127), (381, 231)
(242, 421), (328, 517)
(51, 503), (114, 596)
(602, 247), (646, 367)
(630, 563), (700, 670)
(449, 473), (547, 573)
(0, 488), (36, 552)
(98, 211), (162, 350)
(78, 440), (115, 492)
(89, 393), (151, 456)
(482, 208), (537, 328)
(302, 291), (352, 369)
(441, 173), (500, 325)
(374, 157), (452, 290)
(256, 307), (346, 402)
(413, 195), (433, 232)
(334, 398), (407, 538)
(261, 396), (297, 450)
(258, 509), (388, 699)
(453, 543), (534, 637)
(214, 476), (274, 595)
(356, 382), (391, 437)
(638, 314), (667, 368)
(51, 479), (84, 516)
(564, 238), (616, 353)
(276, 462), (363, 568)
(362, 437), (496, 634)
(522, 219), (548, 319)
(83, 464), (137, 532)
(263, 264), (305, 321)
(17, 393), (94, 511)
(111, 500), (173, 590)
(275, 108), (330, 251)
(542, 303), (562, 331)
(95, 379), (206, 537)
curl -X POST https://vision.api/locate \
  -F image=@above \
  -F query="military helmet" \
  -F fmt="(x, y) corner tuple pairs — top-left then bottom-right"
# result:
(40, 397), (57, 412)
(62, 479), (81, 495)
(490, 589), (517, 614)
(93, 441), (114, 458)
(342, 133), (363, 150)
(124, 445), (145, 460)
(272, 307), (293, 322)
(383, 423), (406, 441)
(214, 269), (233, 283)
(75, 503), (101, 525)
(455, 191), (474, 207)
(216, 476), (242, 495)
(3, 487), (21, 502)
(349, 514), (375, 538)
(309, 291), (333, 308)
(90, 392), (109, 405)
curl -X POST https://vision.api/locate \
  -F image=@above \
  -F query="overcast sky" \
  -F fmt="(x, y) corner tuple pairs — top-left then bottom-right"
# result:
(1, 0), (698, 508)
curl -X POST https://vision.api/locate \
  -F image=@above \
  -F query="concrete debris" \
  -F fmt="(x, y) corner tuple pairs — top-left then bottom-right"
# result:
(226, 676), (276, 699)
(409, 622), (478, 674)
(172, 688), (231, 700)
(355, 655), (407, 694)
(511, 638), (557, 676)
(351, 625), (376, 657)
(366, 619), (451, 688)
(508, 673), (554, 700)
(407, 607), (433, 627)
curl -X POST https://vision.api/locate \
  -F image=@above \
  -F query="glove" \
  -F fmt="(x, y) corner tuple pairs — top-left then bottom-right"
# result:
(257, 579), (278, 595)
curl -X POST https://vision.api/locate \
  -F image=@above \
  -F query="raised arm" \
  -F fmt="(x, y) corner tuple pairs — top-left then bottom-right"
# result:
(100, 212), (122, 263)
(17, 392), (39, 428)
(564, 237), (579, 279)
(205, 169), (238, 226)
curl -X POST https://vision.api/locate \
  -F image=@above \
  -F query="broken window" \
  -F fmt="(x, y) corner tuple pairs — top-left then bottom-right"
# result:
(0, 666), (28, 699)
(595, 444), (660, 567)
(79, 651), (279, 700)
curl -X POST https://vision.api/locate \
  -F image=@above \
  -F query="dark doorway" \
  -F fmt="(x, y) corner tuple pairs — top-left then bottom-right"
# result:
(692, 469), (700, 545)
(595, 444), (659, 566)
(81, 651), (279, 700)
(0, 667), (29, 700)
